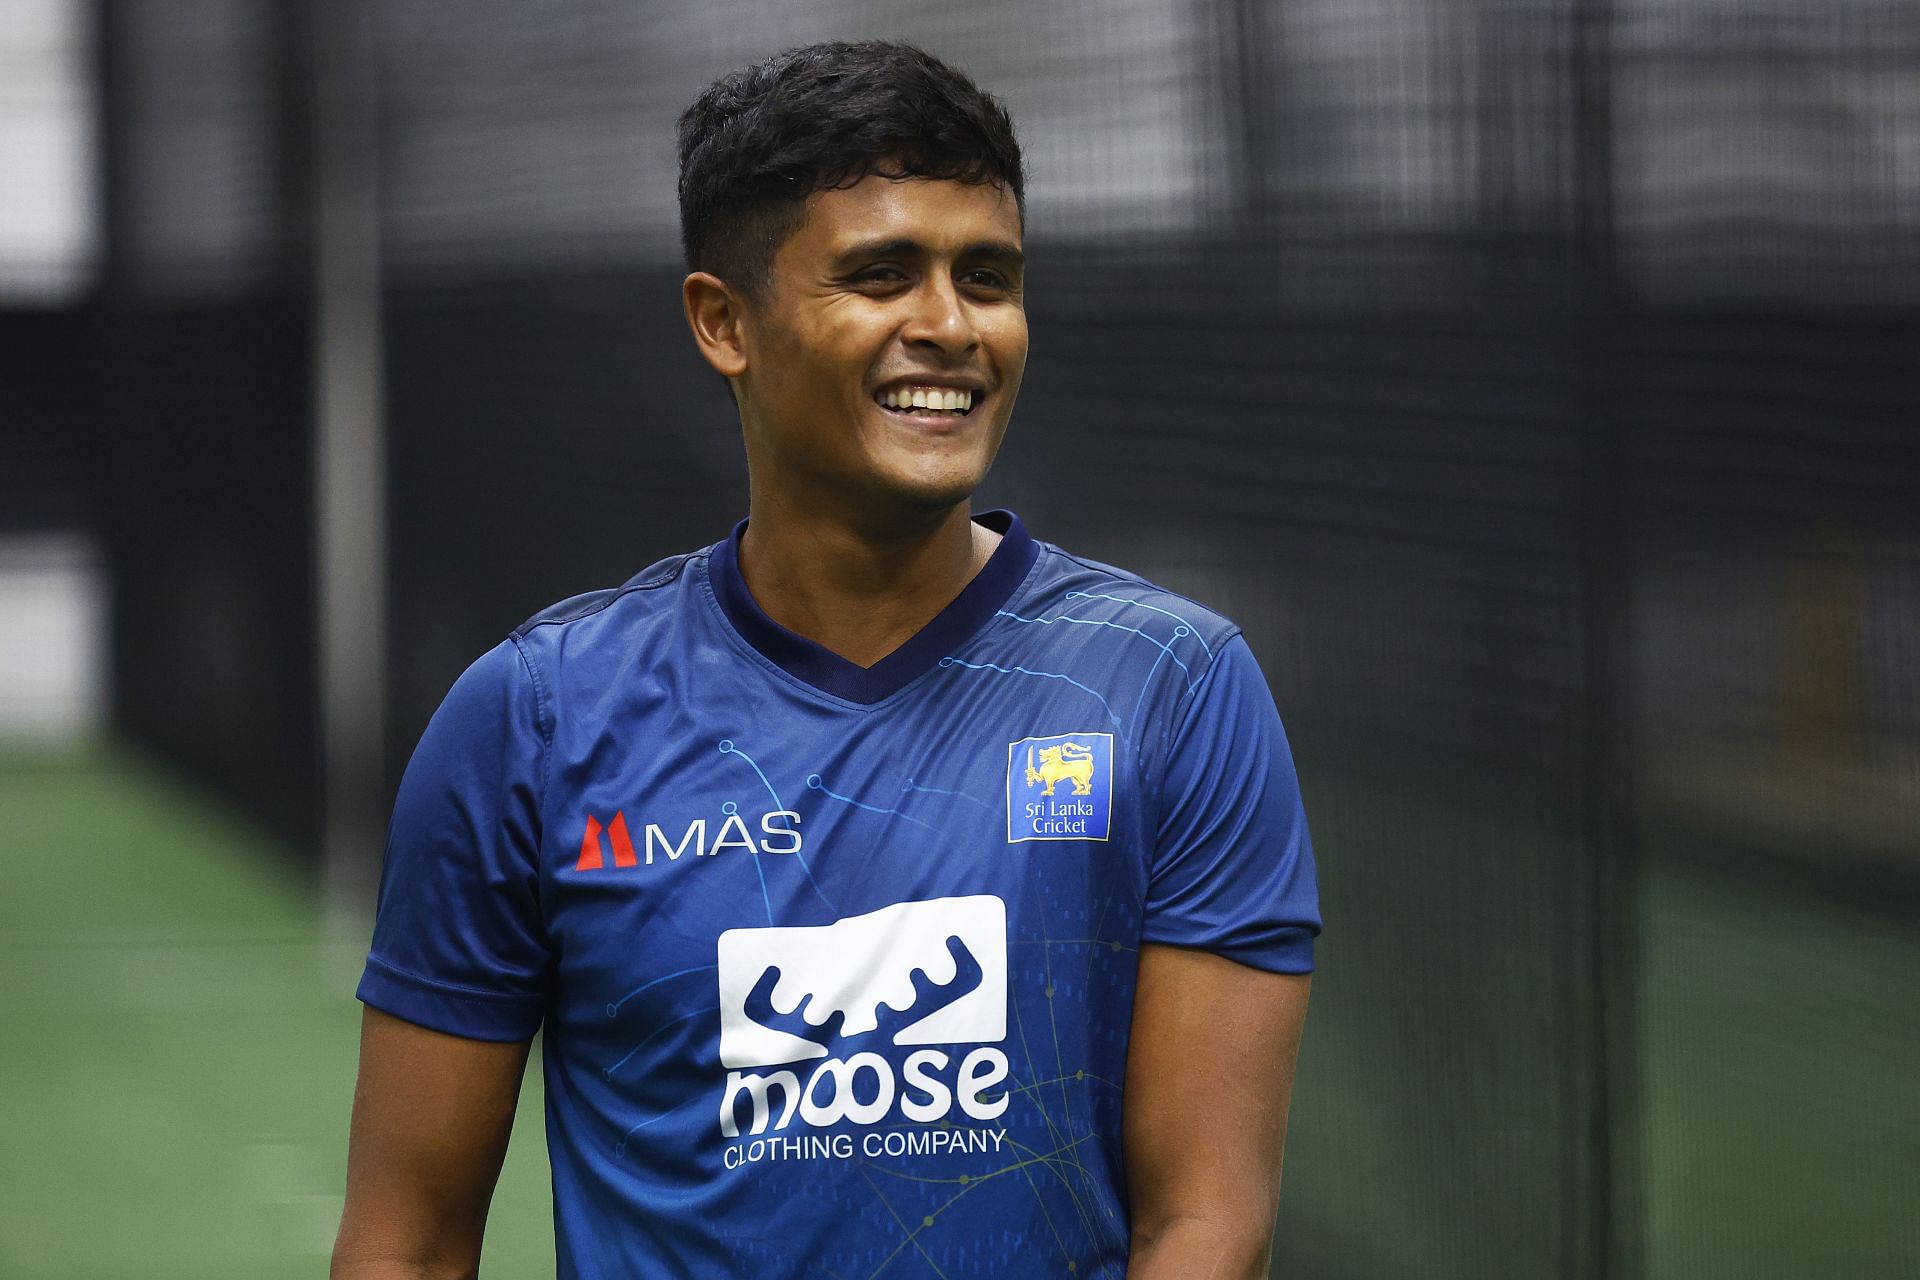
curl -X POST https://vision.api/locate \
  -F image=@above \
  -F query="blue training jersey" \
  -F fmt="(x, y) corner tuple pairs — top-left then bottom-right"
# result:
(358, 510), (1321, 1279)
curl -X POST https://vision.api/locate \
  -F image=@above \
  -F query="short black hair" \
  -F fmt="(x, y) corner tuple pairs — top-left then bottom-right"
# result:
(677, 40), (1025, 305)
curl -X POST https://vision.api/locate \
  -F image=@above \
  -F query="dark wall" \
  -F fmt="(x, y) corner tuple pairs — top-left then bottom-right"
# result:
(85, 0), (320, 856)
(383, 270), (741, 750)
(99, 296), (318, 854)
(0, 310), (99, 533)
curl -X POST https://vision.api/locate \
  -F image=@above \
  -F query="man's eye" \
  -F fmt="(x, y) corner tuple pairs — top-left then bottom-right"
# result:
(963, 270), (1010, 290)
(856, 267), (907, 285)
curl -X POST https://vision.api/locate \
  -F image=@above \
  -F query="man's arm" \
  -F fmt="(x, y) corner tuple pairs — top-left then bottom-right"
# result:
(331, 1007), (532, 1280)
(1123, 943), (1312, 1280)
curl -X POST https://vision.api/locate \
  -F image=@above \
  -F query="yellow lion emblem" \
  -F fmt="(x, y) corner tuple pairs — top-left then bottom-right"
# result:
(1024, 741), (1096, 797)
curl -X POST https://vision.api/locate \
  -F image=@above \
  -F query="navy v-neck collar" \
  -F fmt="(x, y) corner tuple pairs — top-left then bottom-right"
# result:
(707, 509), (1039, 705)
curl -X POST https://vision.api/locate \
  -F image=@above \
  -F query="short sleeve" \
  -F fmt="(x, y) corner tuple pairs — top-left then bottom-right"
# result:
(1143, 633), (1321, 973)
(355, 638), (552, 1040)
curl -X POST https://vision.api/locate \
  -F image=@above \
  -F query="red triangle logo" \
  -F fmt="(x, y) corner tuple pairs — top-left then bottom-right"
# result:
(576, 814), (605, 871)
(608, 811), (637, 868)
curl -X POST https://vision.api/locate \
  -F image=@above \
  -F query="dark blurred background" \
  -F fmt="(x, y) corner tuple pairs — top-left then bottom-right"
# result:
(2, 2), (1916, 1277)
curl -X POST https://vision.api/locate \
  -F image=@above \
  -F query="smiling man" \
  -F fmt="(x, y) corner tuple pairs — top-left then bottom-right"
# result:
(333, 40), (1319, 1280)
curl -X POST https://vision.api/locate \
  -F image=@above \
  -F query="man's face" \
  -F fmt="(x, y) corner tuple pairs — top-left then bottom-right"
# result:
(730, 173), (1027, 517)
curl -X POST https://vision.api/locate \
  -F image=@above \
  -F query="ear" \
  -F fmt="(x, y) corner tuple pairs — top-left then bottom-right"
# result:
(682, 271), (750, 379)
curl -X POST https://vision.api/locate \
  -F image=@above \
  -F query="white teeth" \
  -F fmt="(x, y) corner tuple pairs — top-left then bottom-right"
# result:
(876, 386), (975, 413)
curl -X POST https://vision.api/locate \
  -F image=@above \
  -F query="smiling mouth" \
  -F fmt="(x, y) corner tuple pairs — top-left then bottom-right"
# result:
(872, 387), (981, 420)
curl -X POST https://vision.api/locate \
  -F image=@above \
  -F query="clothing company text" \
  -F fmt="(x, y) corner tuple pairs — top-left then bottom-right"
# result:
(723, 1124), (1009, 1171)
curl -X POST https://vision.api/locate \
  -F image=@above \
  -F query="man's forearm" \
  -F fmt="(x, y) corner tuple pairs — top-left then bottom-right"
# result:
(1127, 1213), (1272, 1280)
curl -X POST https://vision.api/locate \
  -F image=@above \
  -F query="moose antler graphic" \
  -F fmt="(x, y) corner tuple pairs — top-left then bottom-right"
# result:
(743, 934), (984, 1053)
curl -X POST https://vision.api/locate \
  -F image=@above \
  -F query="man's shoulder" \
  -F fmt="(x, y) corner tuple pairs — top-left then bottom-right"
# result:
(1025, 539), (1245, 662)
(506, 545), (715, 671)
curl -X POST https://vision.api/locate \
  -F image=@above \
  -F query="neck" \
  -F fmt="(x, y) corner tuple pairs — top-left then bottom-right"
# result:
(737, 493), (1001, 668)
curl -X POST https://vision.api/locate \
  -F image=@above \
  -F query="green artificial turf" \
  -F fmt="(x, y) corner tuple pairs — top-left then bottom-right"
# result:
(0, 748), (554, 1279)
(1640, 859), (1920, 1279)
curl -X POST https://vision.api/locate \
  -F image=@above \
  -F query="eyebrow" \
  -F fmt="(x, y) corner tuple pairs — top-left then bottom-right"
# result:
(831, 237), (1025, 274)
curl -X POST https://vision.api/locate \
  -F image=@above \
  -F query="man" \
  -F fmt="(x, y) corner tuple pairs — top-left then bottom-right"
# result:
(333, 39), (1318, 1280)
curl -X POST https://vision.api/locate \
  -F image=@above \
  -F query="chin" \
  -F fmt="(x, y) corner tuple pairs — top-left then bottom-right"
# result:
(896, 478), (984, 513)
(867, 466), (987, 515)
(856, 446), (996, 513)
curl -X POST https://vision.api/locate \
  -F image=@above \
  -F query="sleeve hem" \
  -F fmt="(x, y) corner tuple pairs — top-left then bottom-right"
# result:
(1136, 927), (1317, 975)
(356, 955), (544, 1042)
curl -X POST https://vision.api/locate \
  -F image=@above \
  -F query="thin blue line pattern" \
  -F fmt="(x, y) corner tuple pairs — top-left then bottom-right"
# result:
(806, 772), (941, 832)
(718, 794), (774, 926)
(941, 587), (1216, 744)
(717, 737), (783, 809)
(838, 912), (1140, 1277)
(717, 738), (836, 915)
(1062, 589), (1213, 657)
(604, 1003), (717, 1082)
(1126, 638), (1181, 738)
(606, 963), (718, 1019)
(614, 1089), (716, 1160)
(994, 606), (1197, 693)
(935, 656), (1122, 726)
(900, 776), (997, 812)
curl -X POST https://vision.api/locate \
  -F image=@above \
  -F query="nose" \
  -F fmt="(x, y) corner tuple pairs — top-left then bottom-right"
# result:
(901, 272), (979, 357)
